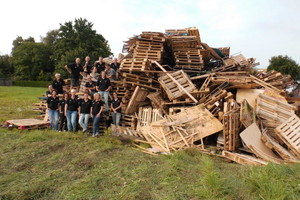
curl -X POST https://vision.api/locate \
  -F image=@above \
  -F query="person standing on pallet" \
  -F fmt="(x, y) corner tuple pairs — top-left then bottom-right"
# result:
(65, 58), (84, 92)
(96, 71), (111, 113)
(85, 76), (97, 95)
(58, 92), (68, 132)
(46, 90), (60, 131)
(90, 93), (104, 136)
(65, 89), (79, 132)
(78, 93), (92, 133)
(52, 73), (65, 94)
(82, 56), (93, 77)
(110, 58), (120, 80)
(94, 56), (105, 73)
(110, 92), (123, 126)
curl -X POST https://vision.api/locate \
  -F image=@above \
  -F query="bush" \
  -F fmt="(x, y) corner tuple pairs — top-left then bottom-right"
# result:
(13, 80), (50, 88)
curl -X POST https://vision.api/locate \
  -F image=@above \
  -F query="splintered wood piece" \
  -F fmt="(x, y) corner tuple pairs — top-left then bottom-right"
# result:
(222, 151), (267, 166)
(240, 123), (283, 163)
(275, 115), (300, 158)
(240, 99), (255, 128)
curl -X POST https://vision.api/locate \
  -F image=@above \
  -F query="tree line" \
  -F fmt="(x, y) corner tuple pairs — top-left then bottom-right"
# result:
(0, 18), (299, 81)
(0, 18), (112, 80)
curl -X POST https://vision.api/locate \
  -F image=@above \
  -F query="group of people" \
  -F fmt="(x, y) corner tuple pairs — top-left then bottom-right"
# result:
(46, 57), (122, 136)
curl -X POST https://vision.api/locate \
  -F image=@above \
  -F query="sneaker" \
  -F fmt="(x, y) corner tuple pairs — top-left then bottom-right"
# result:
(94, 133), (99, 137)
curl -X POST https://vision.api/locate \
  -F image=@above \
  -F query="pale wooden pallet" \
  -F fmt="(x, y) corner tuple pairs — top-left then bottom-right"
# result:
(158, 70), (195, 101)
(5, 118), (49, 130)
(136, 107), (163, 131)
(275, 114), (300, 158)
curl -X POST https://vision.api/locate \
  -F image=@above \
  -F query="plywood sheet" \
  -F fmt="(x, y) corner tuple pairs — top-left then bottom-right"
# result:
(236, 89), (264, 108)
(240, 123), (283, 163)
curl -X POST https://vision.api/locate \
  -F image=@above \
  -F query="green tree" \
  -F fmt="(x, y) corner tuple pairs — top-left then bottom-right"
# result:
(0, 55), (14, 78)
(12, 40), (54, 80)
(267, 55), (300, 80)
(52, 18), (112, 77)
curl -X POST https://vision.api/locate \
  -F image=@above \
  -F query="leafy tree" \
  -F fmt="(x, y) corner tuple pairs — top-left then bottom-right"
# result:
(0, 55), (14, 78)
(11, 40), (54, 80)
(12, 36), (35, 54)
(52, 18), (112, 77)
(267, 55), (300, 80)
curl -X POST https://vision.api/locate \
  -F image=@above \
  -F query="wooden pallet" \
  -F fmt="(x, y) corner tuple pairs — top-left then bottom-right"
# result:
(139, 32), (165, 43)
(136, 107), (163, 131)
(125, 86), (149, 115)
(158, 70), (195, 101)
(275, 115), (300, 158)
(222, 151), (267, 166)
(5, 118), (49, 130)
(256, 93), (296, 123)
(120, 58), (152, 72)
(121, 114), (137, 129)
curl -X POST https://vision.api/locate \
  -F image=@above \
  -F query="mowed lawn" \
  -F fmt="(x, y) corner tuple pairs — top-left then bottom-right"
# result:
(0, 86), (300, 200)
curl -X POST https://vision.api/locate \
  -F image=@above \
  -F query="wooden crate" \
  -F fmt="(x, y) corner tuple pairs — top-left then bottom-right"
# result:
(275, 115), (300, 158)
(158, 70), (195, 101)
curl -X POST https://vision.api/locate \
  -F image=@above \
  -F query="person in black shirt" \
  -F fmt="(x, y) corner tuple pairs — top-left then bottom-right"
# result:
(78, 93), (92, 132)
(96, 71), (111, 112)
(46, 85), (54, 98)
(94, 56), (105, 73)
(85, 76), (97, 95)
(110, 58), (120, 80)
(52, 73), (65, 94)
(46, 90), (59, 130)
(58, 92), (68, 131)
(65, 89), (79, 132)
(110, 92), (123, 126)
(82, 56), (93, 76)
(90, 93), (104, 136)
(65, 58), (83, 92)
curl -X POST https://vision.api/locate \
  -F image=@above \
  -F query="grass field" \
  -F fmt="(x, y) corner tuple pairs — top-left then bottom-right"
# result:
(0, 86), (300, 200)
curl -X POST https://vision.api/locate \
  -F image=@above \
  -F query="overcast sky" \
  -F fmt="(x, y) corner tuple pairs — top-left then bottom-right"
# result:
(1, 0), (299, 68)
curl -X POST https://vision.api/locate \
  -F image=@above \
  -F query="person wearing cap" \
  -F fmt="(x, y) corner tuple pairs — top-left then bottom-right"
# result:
(52, 73), (65, 94)
(105, 63), (116, 80)
(65, 58), (84, 92)
(96, 71), (111, 112)
(90, 93), (104, 136)
(46, 90), (59, 130)
(78, 93), (92, 133)
(65, 89), (79, 132)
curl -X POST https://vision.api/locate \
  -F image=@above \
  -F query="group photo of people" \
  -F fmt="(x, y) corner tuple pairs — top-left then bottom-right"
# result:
(46, 56), (122, 137)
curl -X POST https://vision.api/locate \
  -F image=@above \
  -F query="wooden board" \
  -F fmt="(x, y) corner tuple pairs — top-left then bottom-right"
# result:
(125, 86), (149, 115)
(275, 115), (300, 158)
(222, 151), (267, 166)
(236, 89), (264, 108)
(240, 123), (283, 163)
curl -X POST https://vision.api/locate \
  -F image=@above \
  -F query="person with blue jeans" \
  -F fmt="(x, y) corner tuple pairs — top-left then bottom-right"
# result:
(90, 93), (104, 136)
(65, 89), (79, 132)
(110, 92), (123, 126)
(96, 71), (111, 112)
(78, 93), (92, 132)
(46, 90), (59, 130)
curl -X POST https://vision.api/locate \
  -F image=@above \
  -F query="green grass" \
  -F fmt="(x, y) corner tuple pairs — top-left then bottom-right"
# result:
(0, 86), (300, 200)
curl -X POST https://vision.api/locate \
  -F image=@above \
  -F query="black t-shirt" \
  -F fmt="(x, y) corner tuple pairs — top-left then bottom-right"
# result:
(85, 81), (96, 92)
(95, 62), (105, 73)
(47, 96), (59, 110)
(79, 99), (92, 114)
(59, 99), (67, 113)
(82, 61), (93, 74)
(111, 98), (122, 113)
(92, 100), (104, 115)
(66, 97), (79, 111)
(67, 63), (83, 80)
(52, 78), (65, 94)
(97, 78), (111, 91)
(110, 62), (120, 71)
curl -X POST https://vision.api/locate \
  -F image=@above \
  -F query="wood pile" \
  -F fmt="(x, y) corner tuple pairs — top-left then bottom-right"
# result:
(112, 27), (300, 165)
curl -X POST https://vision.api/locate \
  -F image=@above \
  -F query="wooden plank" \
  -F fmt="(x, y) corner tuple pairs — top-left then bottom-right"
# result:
(222, 151), (268, 166)
(240, 123), (283, 163)
(125, 86), (149, 115)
